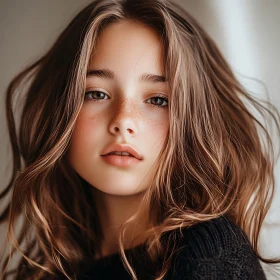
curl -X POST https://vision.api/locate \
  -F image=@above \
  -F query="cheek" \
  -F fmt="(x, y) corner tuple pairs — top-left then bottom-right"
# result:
(143, 116), (169, 150)
(144, 110), (169, 131)
(69, 110), (104, 153)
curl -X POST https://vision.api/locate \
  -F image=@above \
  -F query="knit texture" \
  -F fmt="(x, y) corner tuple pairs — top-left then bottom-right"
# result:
(78, 216), (267, 279)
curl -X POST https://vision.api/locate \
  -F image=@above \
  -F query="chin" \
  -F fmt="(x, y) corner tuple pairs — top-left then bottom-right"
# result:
(91, 184), (147, 196)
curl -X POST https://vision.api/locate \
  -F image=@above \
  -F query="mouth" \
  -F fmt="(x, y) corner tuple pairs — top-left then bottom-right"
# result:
(101, 153), (141, 167)
(104, 151), (136, 157)
(101, 143), (143, 160)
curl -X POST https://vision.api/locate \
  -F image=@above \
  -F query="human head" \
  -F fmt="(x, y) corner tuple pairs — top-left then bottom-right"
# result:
(67, 20), (169, 196)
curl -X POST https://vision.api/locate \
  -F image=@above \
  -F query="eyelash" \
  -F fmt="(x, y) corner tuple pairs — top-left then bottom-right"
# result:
(84, 90), (168, 109)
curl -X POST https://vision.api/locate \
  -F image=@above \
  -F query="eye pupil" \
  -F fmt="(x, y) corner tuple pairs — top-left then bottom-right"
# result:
(94, 91), (105, 98)
(153, 97), (163, 105)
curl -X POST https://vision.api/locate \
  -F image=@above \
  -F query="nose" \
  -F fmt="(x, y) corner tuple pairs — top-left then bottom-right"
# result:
(108, 100), (138, 137)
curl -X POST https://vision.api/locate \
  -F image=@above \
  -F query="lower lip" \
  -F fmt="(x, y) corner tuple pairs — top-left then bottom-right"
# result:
(101, 155), (141, 167)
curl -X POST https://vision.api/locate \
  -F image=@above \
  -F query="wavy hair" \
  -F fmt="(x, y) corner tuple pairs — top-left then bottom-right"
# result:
(1, 0), (280, 279)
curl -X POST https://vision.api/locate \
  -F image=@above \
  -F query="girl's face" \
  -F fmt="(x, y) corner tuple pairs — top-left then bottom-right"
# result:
(68, 20), (169, 196)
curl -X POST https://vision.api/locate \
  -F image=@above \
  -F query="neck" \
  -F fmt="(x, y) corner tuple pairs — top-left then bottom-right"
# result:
(92, 188), (151, 258)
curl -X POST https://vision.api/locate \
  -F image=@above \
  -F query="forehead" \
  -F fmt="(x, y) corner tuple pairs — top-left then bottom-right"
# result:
(87, 20), (166, 81)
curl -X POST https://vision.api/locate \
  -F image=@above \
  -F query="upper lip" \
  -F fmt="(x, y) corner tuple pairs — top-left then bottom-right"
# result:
(101, 143), (143, 160)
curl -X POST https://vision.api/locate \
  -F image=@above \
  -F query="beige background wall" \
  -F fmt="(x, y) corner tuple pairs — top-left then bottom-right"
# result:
(0, 0), (279, 278)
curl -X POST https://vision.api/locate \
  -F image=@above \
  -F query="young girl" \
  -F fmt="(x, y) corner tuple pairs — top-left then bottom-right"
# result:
(1, 0), (280, 279)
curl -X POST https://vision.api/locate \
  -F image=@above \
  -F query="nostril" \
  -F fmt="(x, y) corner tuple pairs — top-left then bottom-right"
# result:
(109, 123), (136, 135)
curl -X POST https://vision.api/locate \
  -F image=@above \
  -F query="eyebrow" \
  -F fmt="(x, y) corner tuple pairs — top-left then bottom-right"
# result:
(86, 68), (167, 83)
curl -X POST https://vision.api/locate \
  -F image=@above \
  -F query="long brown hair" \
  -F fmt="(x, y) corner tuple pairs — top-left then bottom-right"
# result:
(1, 0), (280, 279)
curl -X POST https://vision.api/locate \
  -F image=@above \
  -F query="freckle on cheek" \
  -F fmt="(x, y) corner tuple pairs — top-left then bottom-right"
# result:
(126, 102), (167, 125)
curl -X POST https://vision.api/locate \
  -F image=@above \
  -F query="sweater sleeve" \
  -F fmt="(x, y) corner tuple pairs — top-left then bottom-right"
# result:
(169, 216), (267, 280)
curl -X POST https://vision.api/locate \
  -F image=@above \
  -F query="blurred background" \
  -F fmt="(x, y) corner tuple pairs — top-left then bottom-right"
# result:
(0, 0), (279, 278)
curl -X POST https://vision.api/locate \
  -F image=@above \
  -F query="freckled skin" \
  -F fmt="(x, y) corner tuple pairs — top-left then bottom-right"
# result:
(67, 20), (169, 196)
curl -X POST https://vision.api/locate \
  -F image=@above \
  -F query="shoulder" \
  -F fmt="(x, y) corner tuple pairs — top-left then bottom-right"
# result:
(179, 215), (249, 258)
(169, 216), (266, 279)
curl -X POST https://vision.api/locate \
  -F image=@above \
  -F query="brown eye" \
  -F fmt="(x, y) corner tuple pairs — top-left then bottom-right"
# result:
(147, 96), (168, 109)
(84, 90), (109, 100)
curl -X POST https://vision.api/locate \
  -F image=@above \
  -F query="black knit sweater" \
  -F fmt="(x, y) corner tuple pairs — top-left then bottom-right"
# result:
(78, 216), (266, 279)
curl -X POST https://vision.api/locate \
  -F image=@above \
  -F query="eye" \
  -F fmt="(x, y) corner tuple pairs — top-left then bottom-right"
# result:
(146, 95), (168, 109)
(84, 90), (109, 101)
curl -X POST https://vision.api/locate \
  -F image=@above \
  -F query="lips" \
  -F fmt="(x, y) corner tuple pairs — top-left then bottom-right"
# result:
(101, 143), (143, 160)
